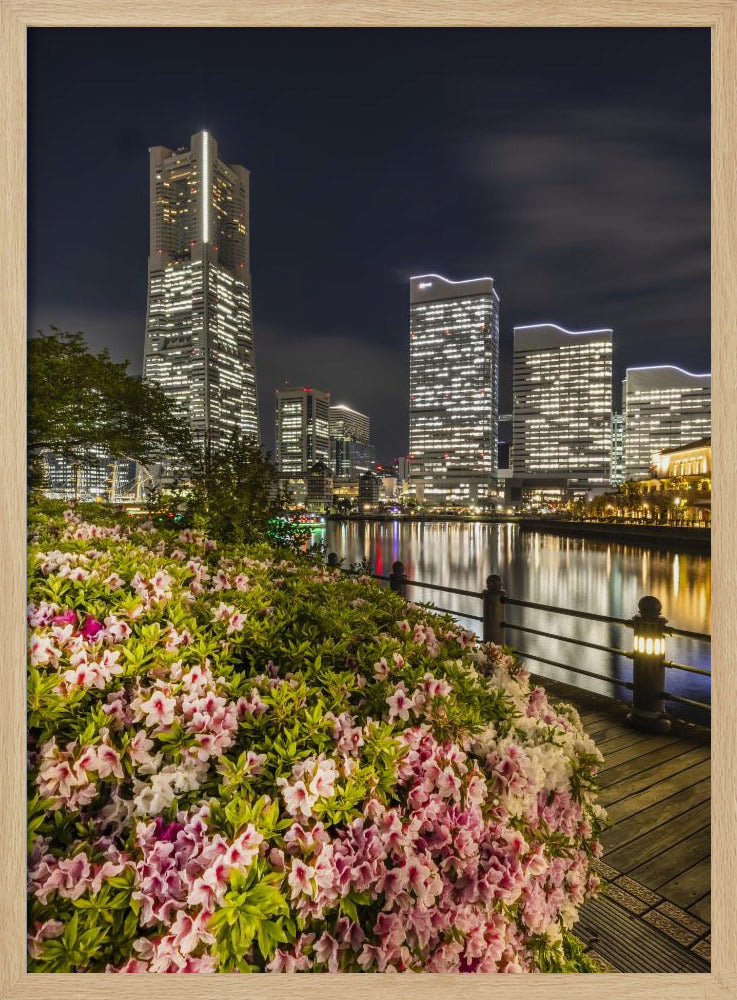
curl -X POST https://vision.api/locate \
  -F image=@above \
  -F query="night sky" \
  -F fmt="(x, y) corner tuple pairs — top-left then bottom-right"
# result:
(28, 28), (710, 464)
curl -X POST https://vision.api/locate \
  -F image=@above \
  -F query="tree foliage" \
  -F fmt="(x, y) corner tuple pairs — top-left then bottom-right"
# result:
(28, 328), (196, 480)
(179, 434), (306, 548)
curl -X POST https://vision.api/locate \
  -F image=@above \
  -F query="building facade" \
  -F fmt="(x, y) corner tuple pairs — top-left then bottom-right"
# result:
(329, 403), (375, 478)
(512, 324), (613, 488)
(143, 131), (258, 468)
(623, 366), (711, 481)
(409, 274), (500, 506)
(611, 413), (625, 487)
(358, 470), (381, 506)
(275, 387), (331, 483)
(305, 461), (333, 511)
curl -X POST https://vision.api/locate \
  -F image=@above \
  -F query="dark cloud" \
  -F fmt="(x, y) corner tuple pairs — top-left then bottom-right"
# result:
(458, 106), (709, 390)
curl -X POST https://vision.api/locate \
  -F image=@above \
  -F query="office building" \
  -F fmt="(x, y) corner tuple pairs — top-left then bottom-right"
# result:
(409, 273), (500, 505)
(275, 387), (331, 482)
(143, 131), (258, 467)
(611, 414), (625, 487)
(623, 366), (711, 481)
(306, 461), (333, 511)
(358, 470), (381, 505)
(512, 324), (613, 488)
(329, 403), (375, 478)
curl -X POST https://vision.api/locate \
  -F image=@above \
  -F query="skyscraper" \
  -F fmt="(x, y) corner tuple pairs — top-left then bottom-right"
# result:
(275, 387), (331, 482)
(623, 366), (711, 481)
(409, 274), (500, 506)
(611, 413), (625, 487)
(512, 324), (613, 488)
(329, 403), (375, 478)
(143, 131), (258, 466)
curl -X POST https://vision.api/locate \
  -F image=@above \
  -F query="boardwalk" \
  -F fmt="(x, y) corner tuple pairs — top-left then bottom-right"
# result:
(541, 681), (711, 973)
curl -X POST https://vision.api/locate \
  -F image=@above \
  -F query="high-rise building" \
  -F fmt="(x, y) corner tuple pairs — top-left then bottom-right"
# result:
(512, 324), (613, 488)
(275, 387), (331, 481)
(329, 403), (375, 478)
(623, 366), (711, 481)
(611, 413), (625, 487)
(409, 274), (500, 506)
(143, 131), (258, 468)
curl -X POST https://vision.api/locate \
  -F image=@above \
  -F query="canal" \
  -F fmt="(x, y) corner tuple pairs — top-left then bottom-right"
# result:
(320, 521), (711, 726)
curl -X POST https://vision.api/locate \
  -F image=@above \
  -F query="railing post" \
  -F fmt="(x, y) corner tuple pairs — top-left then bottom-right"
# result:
(627, 595), (671, 734)
(483, 574), (506, 645)
(389, 560), (408, 597)
(327, 552), (339, 569)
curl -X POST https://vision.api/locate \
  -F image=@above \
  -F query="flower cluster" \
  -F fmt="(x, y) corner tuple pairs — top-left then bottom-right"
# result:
(27, 511), (604, 974)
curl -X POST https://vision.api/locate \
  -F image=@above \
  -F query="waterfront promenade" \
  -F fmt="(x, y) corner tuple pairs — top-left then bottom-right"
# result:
(542, 681), (711, 973)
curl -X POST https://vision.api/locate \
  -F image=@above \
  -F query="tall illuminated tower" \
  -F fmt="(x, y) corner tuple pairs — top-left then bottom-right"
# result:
(512, 324), (613, 487)
(409, 274), (499, 506)
(143, 131), (259, 464)
(623, 366), (711, 480)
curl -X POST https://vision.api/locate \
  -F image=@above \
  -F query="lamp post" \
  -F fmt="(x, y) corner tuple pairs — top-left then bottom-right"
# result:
(628, 596), (671, 733)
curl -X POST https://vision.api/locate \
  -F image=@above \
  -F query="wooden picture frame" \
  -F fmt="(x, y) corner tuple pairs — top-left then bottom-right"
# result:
(1, 2), (734, 997)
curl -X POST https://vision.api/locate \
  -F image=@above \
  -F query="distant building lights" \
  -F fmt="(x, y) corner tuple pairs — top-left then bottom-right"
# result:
(514, 322), (613, 336)
(625, 364), (711, 378)
(202, 131), (210, 244)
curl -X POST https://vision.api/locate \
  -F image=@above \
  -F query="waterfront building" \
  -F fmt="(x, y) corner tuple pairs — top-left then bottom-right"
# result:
(409, 273), (500, 506)
(143, 130), (258, 469)
(623, 366), (711, 481)
(358, 470), (381, 506)
(275, 387), (331, 486)
(611, 414), (625, 487)
(512, 323), (613, 489)
(305, 460), (333, 511)
(627, 437), (711, 525)
(329, 403), (375, 478)
(654, 437), (711, 480)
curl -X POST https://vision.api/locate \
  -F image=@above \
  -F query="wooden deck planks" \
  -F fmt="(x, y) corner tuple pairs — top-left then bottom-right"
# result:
(658, 857), (712, 909)
(604, 800), (711, 872)
(599, 745), (711, 806)
(597, 739), (704, 786)
(628, 826), (711, 888)
(604, 758), (711, 825)
(601, 776), (711, 853)
(689, 894), (710, 923)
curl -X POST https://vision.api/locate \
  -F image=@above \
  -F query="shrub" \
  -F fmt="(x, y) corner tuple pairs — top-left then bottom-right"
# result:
(27, 512), (605, 973)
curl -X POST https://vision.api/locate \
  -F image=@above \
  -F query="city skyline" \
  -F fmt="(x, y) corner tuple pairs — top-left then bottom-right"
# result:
(27, 28), (709, 463)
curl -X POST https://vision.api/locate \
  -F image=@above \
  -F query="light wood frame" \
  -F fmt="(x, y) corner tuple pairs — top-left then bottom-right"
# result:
(1, 3), (734, 998)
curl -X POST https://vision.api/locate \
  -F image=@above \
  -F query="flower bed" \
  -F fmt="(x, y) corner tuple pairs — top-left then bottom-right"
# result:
(26, 511), (605, 973)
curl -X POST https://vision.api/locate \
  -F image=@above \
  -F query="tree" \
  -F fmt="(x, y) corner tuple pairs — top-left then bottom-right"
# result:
(184, 433), (302, 546)
(28, 328), (196, 487)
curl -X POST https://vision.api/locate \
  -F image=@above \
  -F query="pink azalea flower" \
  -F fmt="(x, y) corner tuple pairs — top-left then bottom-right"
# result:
(52, 608), (76, 627)
(386, 686), (412, 723)
(287, 859), (315, 899)
(80, 615), (104, 640)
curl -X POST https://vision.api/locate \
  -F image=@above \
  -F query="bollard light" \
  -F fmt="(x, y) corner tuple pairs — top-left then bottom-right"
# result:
(628, 595), (670, 734)
(632, 597), (667, 659)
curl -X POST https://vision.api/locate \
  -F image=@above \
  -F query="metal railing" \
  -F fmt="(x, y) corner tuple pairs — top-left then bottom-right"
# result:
(326, 553), (711, 731)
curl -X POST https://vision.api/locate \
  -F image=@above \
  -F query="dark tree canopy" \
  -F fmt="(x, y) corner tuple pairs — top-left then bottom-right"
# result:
(183, 434), (292, 546)
(28, 328), (196, 478)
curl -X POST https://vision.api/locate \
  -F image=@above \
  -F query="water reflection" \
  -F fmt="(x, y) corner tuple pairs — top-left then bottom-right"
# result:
(324, 521), (711, 726)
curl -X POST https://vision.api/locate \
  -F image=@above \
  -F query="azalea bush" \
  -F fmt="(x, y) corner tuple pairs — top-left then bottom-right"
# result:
(27, 510), (605, 974)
